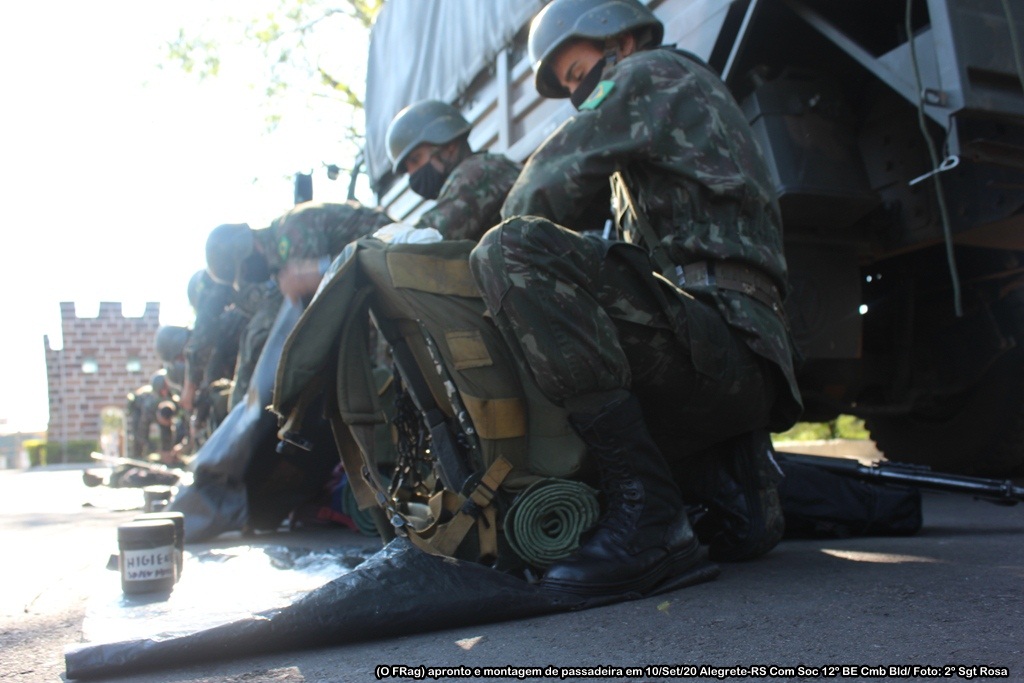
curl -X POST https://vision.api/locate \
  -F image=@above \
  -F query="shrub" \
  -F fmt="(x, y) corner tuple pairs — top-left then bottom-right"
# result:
(772, 415), (870, 442)
(34, 440), (100, 465)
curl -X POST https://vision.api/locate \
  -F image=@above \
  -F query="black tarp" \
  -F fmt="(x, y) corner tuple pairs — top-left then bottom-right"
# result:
(64, 539), (719, 679)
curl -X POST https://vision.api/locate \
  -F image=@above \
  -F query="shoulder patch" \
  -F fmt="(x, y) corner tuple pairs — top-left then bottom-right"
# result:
(278, 236), (291, 262)
(579, 81), (616, 111)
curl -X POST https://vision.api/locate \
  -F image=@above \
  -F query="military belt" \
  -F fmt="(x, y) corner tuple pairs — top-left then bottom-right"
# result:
(680, 260), (783, 315)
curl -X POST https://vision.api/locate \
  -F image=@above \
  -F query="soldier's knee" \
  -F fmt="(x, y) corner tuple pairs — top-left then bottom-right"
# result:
(474, 216), (522, 256)
(469, 228), (500, 270)
(481, 215), (563, 260)
(471, 216), (570, 292)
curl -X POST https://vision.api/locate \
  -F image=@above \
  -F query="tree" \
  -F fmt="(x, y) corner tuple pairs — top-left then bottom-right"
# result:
(165, 0), (384, 179)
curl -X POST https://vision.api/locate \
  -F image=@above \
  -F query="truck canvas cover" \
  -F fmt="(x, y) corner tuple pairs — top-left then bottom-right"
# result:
(364, 0), (545, 187)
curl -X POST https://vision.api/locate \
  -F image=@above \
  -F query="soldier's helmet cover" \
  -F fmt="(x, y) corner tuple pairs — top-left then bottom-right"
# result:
(386, 100), (472, 174)
(155, 325), (190, 362)
(187, 269), (214, 310)
(205, 223), (253, 285)
(528, 0), (664, 98)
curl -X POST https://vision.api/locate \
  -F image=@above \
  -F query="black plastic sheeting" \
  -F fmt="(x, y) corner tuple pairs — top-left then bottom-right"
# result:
(65, 538), (720, 679)
(776, 455), (923, 538)
(170, 298), (339, 542)
(168, 300), (301, 541)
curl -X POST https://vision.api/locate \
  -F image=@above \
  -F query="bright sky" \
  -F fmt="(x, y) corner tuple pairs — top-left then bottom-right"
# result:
(0, 1), (372, 434)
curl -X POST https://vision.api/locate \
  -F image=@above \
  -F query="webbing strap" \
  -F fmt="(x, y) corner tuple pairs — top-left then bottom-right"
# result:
(612, 171), (676, 280)
(425, 456), (513, 557)
(400, 457), (511, 558)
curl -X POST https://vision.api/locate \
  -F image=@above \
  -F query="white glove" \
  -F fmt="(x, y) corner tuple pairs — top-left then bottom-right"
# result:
(371, 222), (443, 244)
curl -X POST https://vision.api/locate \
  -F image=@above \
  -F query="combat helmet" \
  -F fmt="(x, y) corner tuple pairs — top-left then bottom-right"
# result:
(205, 223), (253, 285)
(151, 370), (168, 396)
(386, 100), (472, 174)
(154, 325), (190, 362)
(528, 0), (664, 98)
(187, 269), (213, 310)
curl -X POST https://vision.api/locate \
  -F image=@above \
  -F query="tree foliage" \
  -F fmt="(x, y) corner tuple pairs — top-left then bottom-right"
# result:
(165, 0), (384, 166)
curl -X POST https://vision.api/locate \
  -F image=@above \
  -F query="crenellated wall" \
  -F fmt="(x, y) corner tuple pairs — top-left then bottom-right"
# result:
(45, 302), (161, 446)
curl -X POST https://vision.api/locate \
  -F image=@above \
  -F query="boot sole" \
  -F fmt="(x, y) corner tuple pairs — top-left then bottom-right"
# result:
(539, 537), (709, 597)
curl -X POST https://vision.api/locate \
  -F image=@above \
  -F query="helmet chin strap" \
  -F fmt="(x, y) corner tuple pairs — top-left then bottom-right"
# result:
(603, 47), (618, 68)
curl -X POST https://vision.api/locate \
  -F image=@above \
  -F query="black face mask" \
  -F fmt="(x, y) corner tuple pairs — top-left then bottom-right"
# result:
(238, 250), (270, 285)
(408, 162), (447, 200)
(570, 56), (608, 110)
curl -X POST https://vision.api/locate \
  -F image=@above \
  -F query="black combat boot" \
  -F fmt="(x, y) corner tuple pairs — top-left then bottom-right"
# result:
(689, 430), (785, 561)
(541, 393), (703, 596)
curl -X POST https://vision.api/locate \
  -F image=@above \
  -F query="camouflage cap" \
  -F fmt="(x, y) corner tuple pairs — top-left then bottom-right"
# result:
(528, 0), (663, 98)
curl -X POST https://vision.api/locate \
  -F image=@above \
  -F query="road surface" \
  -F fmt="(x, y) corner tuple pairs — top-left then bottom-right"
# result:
(1, 464), (1021, 682)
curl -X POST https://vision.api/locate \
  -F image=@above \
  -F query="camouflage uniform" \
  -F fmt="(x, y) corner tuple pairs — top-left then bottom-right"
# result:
(470, 48), (802, 456)
(231, 201), (393, 408)
(255, 200), (393, 272)
(126, 386), (173, 458)
(414, 152), (522, 242)
(185, 276), (239, 390)
(185, 277), (245, 432)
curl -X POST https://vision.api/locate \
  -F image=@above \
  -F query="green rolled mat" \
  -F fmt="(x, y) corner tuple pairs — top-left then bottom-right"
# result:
(340, 475), (384, 537)
(504, 478), (600, 568)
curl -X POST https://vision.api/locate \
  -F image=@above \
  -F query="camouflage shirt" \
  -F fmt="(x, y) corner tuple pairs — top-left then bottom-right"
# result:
(184, 278), (237, 385)
(416, 152), (522, 242)
(502, 47), (800, 420)
(256, 200), (394, 272)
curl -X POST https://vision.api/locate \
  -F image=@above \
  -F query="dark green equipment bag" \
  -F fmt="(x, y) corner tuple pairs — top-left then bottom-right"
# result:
(273, 237), (589, 565)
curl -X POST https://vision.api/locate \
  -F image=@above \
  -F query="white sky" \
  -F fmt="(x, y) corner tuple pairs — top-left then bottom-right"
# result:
(0, 1), (372, 434)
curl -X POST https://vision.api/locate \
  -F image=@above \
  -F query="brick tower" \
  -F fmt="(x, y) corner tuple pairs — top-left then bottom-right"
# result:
(44, 302), (162, 458)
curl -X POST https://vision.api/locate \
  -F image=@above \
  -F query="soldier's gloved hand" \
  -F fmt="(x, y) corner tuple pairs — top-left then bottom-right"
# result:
(371, 222), (443, 244)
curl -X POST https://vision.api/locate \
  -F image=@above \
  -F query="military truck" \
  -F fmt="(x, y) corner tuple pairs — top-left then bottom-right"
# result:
(360, 0), (1024, 476)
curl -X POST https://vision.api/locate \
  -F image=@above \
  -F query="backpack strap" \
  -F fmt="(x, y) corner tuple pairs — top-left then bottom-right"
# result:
(611, 170), (676, 280)
(403, 456), (513, 558)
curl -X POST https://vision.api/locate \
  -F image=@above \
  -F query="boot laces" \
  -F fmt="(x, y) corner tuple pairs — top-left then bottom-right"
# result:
(597, 458), (644, 540)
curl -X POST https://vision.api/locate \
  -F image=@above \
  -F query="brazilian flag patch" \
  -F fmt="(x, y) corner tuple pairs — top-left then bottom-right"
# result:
(580, 81), (615, 110)
(278, 236), (291, 262)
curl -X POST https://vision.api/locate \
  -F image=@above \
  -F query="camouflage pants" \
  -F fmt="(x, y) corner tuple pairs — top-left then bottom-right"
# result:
(470, 216), (777, 457)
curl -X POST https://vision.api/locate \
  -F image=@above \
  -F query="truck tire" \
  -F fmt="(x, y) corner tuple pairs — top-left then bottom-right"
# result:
(866, 347), (1024, 477)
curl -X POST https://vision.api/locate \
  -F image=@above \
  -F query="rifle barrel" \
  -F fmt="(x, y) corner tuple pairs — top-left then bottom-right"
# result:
(89, 452), (181, 474)
(776, 451), (1024, 504)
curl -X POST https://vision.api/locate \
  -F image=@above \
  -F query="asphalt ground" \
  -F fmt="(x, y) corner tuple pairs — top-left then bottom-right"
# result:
(1, 464), (1022, 683)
